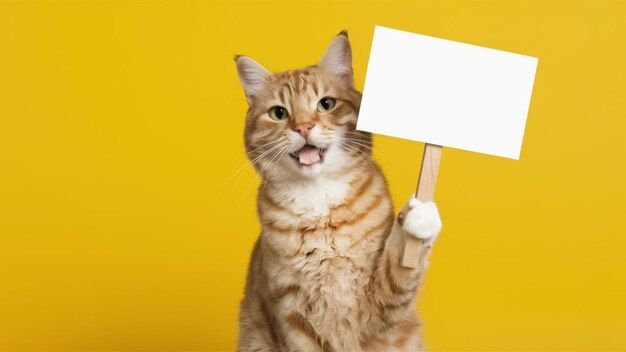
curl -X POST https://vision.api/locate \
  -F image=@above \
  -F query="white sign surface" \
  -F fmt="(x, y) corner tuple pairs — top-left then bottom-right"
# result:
(357, 26), (538, 159)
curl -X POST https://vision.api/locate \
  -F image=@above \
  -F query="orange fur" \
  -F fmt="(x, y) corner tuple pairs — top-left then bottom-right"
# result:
(235, 32), (436, 351)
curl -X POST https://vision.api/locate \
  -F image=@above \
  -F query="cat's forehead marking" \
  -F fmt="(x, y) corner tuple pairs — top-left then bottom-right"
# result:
(272, 68), (322, 113)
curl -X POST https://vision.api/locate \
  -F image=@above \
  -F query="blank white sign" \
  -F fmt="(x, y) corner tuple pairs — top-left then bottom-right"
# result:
(357, 26), (538, 159)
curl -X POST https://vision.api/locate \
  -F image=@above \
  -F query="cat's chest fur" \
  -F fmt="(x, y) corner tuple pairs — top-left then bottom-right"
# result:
(271, 177), (351, 219)
(266, 176), (364, 254)
(262, 176), (383, 345)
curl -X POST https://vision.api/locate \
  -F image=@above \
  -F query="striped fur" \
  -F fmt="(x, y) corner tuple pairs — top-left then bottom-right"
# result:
(235, 32), (438, 351)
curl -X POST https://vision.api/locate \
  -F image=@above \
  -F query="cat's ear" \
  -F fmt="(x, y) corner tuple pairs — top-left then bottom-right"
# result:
(235, 55), (271, 101)
(318, 31), (353, 84)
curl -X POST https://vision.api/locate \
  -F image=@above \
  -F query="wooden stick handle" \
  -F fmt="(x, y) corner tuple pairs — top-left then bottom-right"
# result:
(400, 143), (443, 268)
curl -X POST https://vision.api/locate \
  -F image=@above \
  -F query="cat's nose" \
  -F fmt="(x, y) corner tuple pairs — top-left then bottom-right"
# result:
(292, 122), (315, 139)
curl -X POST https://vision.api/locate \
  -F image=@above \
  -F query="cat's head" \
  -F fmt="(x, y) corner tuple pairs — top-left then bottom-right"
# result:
(235, 31), (372, 182)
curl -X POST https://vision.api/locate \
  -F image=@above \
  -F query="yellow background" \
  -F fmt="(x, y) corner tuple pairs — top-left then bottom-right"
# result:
(1, 1), (625, 350)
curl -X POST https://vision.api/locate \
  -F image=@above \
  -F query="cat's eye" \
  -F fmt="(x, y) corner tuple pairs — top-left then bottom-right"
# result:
(317, 97), (336, 112)
(268, 106), (289, 121)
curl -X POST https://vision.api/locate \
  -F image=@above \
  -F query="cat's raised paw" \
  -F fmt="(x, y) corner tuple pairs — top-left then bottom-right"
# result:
(401, 198), (442, 240)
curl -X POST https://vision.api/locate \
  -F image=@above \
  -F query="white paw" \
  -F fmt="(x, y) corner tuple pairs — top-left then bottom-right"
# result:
(402, 198), (442, 240)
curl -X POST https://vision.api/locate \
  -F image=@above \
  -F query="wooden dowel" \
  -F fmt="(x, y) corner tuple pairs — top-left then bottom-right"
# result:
(400, 143), (443, 268)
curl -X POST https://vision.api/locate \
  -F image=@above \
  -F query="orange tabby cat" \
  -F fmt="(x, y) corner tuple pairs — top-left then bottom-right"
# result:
(235, 31), (442, 351)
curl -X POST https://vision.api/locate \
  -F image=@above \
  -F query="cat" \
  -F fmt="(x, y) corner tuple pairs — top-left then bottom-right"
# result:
(234, 31), (442, 351)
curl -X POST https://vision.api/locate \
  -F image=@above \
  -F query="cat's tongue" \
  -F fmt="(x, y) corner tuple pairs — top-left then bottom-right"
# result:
(298, 145), (321, 165)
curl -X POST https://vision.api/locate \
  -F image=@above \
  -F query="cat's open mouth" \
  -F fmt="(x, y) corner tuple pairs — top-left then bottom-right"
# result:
(290, 144), (327, 166)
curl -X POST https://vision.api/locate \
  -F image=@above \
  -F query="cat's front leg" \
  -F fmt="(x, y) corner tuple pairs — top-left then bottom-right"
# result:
(394, 196), (442, 282)
(369, 196), (442, 329)
(384, 195), (442, 273)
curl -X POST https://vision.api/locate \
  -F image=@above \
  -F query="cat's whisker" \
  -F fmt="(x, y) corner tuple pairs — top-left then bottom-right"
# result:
(337, 139), (377, 159)
(247, 139), (283, 155)
(340, 139), (375, 152)
(258, 145), (288, 176)
(247, 142), (289, 169)
(341, 138), (395, 163)
(237, 173), (259, 215)
(343, 130), (407, 148)
(340, 134), (397, 162)
(340, 133), (390, 150)
(336, 141), (375, 173)
(341, 130), (370, 136)
(231, 140), (287, 184)
(343, 141), (377, 165)
(237, 144), (290, 214)
(224, 140), (283, 183)
(220, 140), (288, 199)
